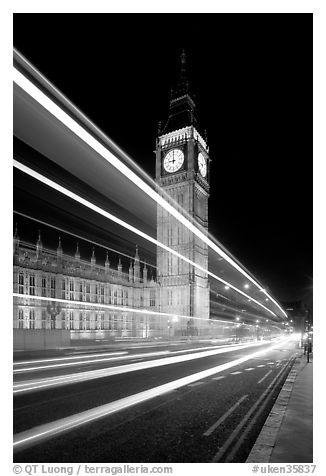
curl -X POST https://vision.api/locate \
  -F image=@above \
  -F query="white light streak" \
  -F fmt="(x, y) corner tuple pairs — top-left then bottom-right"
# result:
(13, 352), (127, 365)
(13, 66), (286, 319)
(13, 351), (170, 373)
(13, 340), (271, 394)
(12, 162), (277, 319)
(13, 339), (289, 451)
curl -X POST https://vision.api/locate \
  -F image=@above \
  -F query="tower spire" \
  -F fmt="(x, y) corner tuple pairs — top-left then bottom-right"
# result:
(162, 49), (198, 135)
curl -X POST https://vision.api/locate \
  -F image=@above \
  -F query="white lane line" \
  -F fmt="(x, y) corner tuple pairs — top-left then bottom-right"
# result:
(188, 382), (205, 387)
(257, 370), (273, 384)
(267, 362), (275, 365)
(203, 395), (248, 437)
(230, 371), (242, 375)
(13, 344), (281, 450)
(257, 365), (266, 368)
(14, 341), (270, 394)
(244, 368), (255, 371)
(212, 376), (225, 381)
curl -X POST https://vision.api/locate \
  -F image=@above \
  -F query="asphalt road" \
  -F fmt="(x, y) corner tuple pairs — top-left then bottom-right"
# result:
(13, 336), (300, 462)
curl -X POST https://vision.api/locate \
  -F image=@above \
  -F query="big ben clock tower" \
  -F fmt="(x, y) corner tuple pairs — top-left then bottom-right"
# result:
(155, 51), (210, 332)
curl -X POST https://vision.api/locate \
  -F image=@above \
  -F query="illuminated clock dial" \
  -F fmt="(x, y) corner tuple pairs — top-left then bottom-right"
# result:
(198, 152), (207, 177)
(163, 149), (184, 173)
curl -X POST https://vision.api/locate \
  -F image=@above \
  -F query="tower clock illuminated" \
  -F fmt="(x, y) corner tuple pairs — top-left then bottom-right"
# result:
(198, 152), (207, 178)
(163, 148), (184, 173)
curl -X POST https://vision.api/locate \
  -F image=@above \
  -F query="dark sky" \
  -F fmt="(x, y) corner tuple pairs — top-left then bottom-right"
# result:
(13, 13), (312, 305)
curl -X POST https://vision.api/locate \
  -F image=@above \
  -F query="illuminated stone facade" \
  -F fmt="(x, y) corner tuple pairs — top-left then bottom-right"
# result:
(13, 231), (159, 338)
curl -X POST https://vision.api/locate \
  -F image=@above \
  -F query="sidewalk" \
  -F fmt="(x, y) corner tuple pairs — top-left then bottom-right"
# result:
(247, 352), (313, 463)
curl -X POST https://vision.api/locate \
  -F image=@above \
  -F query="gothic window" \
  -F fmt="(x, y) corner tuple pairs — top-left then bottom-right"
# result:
(61, 280), (66, 299)
(42, 277), (47, 297)
(85, 312), (90, 330)
(41, 310), (46, 329)
(100, 312), (104, 329)
(18, 309), (24, 329)
(18, 273), (24, 294)
(150, 290), (155, 307)
(100, 286), (105, 304)
(79, 312), (83, 330)
(29, 309), (35, 329)
(61, 311), (66, 330)
(113, 313), (118, 330)
(114, 290), (117, 305)
(69, 281), (74, 300)
(95, 285), (99, 303)
(69, 311), (74, 330)
(29, 275), (35, 295)
(50, 278), (56, 298)
(79, 283), (83, 301)
(85, 283), (90, 302)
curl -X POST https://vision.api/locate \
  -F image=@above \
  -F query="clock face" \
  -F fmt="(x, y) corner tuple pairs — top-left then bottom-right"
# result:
(198, 152), (207, 177)
(163, 149), (184, 173)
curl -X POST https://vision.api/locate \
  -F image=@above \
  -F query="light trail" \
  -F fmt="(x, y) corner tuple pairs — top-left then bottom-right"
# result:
(13, 65), (287, 319)
(13, 339), (288, 451)
(13, 339), (285, 394)
(13, 351), (170, 373)
(13, 292), (253, 324)
(12, 162), (277, 319)
(13, 342), (249, 373)
(13, 351), (127, 365)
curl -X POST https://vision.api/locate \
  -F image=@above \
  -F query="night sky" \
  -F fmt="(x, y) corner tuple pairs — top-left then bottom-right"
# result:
(13, 13), (312, 306)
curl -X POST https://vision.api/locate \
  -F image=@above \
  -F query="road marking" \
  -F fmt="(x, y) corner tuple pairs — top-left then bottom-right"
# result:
(257, 370), (273, 384)
(212, 376), (225, 381)
(211, 361), (291, 462)
(13, 343), (285, 451)
(203, 395), (248, 437)
(188, 382), (205, 387)
(257, 365), (266, 368)
(267, 362), (275, 365)
(244, 368), (254, 371)
(230, 371), (242, 375)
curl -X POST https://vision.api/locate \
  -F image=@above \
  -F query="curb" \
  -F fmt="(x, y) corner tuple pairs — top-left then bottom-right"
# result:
(246, 354), (303, 463)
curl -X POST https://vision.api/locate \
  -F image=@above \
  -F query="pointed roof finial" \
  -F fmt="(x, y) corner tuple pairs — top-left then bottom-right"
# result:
(14, 223), (19, 239)
(75, 242), (80, 259)
(58, 236), (62, 249)
(37, 229), (42, 245)
(135, 244), (139, 261)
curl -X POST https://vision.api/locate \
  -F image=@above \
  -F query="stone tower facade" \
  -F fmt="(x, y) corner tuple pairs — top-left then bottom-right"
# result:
(155, 52), (210, 330)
